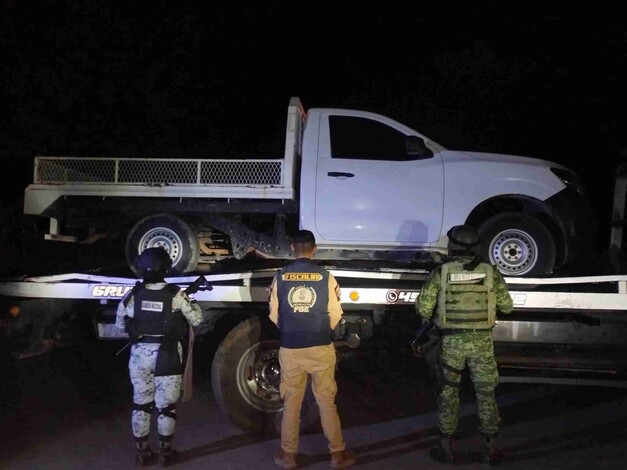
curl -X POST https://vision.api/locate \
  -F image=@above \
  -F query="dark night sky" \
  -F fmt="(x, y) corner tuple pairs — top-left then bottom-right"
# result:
(2, 2), (626, 248)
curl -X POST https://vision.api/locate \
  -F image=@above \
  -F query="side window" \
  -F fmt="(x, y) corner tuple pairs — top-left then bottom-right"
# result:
(329, 115), (409, 161)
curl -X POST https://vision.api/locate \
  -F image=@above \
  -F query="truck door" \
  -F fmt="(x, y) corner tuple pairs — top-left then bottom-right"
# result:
(314, 113), (444, 244)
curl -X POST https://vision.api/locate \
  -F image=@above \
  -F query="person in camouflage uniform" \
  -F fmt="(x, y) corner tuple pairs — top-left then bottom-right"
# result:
(416, 225), (513, 466)
(116, 247), (202, 467)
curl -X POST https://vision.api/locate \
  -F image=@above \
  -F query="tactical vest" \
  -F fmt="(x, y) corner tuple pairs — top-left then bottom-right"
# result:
(129, 283), (186, 342)
(277, 258), (331, 348)
(434, 261), (496, 330)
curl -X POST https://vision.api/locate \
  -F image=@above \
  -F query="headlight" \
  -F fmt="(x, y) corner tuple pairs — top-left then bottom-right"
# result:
(550, 167), (586, 196)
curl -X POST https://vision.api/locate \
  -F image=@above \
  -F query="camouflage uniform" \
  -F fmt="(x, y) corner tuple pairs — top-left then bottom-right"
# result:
(416, 257), (513, 437)
(116, 283), (202, 448)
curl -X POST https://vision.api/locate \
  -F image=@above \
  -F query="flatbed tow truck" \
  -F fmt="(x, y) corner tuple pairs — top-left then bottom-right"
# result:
(2, 263), (627, 434)
(1, 163), (626, 435)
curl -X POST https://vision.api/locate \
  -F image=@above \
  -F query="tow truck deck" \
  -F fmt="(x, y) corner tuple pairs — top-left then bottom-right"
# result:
(2, 267), (626, 386)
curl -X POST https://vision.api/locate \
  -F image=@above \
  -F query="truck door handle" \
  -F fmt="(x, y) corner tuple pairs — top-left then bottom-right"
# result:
(328, 172), (355, 178)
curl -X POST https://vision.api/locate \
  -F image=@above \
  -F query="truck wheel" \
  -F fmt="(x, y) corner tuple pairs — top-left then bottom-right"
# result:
(125, 213), (200, 276)
(211, 316), (318, 436)
(478, 213), (556, 277)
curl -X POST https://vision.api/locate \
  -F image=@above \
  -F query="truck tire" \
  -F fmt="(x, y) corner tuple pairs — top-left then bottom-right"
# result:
(125, 213), (200, 276)
(478, 212), (556, 277)
(211, 316), (318, 436)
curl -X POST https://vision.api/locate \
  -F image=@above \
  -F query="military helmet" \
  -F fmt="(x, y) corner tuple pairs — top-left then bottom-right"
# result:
(447, 224), (480, 253)
(135, 247), (172, 275)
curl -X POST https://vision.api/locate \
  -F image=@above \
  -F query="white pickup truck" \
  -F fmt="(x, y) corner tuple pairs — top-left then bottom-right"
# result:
(24, 97), (594, 277)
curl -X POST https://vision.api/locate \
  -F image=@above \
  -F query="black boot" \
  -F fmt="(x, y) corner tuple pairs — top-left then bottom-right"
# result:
(135, 439), (156, 467)
(481, 435), (500, 466)
(429, 434), (455, 464)
(158, 441), (179, 467)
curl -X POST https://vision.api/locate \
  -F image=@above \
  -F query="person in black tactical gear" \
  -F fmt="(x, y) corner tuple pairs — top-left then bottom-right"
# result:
(116, 247), (202, 467)
(416, 225), (514, 466)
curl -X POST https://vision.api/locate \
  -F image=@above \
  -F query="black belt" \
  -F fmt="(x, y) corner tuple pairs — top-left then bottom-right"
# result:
(439, 328), (492, 336)
(138, 336), (164, 344)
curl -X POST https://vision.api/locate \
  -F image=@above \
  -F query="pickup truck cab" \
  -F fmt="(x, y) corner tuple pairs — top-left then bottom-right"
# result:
(23, 97), (594, 276)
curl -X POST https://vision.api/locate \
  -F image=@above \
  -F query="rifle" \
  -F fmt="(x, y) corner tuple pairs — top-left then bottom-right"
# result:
(115, 276), (212, 357)
(184, 275), (213, 295)
(411, 319), (443, 386)
(410, 320), (434, 354)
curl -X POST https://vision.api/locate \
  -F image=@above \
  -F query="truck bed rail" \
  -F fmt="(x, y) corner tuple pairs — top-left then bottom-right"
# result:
(33, 156), (285, 186)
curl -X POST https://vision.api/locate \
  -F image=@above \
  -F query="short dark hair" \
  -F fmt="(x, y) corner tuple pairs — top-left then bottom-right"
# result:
(291, 229), (316, 247)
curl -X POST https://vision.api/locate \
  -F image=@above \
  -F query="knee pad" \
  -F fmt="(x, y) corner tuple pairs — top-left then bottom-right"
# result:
(157, 404), (177, 420)
(133, 401), (155, 413)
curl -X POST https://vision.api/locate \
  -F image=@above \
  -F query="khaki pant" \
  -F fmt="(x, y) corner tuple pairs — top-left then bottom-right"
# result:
(279, 343), (346, 453)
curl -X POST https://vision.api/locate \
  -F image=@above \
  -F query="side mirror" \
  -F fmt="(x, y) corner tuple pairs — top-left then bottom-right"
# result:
(406, 135), (434, 159)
